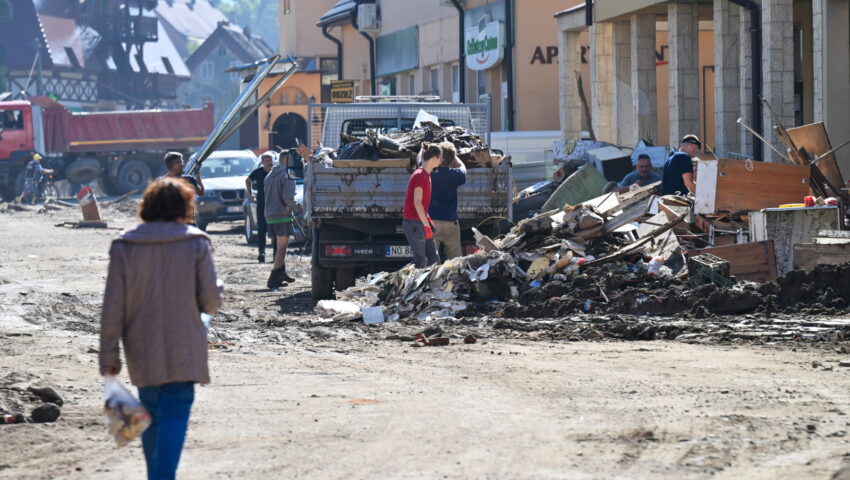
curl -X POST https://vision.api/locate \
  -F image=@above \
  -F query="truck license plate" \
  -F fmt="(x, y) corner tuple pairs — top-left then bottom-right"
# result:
(226, 206), (241, 213)
(385, 245), (412, 257)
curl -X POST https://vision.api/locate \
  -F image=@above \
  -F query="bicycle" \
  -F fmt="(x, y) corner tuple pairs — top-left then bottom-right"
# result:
(42, 172), (59, 203)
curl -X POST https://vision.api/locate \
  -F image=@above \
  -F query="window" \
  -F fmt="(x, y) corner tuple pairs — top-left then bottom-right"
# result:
(282, 0), (291, 14)
(0, 110), (24, 130)
(451, 64), (460, 102)
(229, 61), (240, 80)
(477, 69), (487, 96)
(408, 72), (416, 95)
(162, 57), (175, 74)
(64, 47), (81, 68)
(218, 44), (227, 56)
(0, 0), (12, 22)
(429, 67), (439, 96)
(201, 61), (214, 80)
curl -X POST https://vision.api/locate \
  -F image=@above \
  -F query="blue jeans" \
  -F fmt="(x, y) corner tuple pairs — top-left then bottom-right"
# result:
(138, 383), (195, 480)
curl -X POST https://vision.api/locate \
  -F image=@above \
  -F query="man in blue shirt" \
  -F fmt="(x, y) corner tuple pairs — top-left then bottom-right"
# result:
(661, 134), (700, 196)
(428, 142), (466, 259)
(617, 154), (661, 193)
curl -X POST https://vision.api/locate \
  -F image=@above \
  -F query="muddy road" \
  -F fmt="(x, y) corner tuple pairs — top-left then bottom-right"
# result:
(1, 201), (850, 479)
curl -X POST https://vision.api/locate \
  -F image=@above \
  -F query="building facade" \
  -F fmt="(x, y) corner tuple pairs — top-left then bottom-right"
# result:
(558, 0), (850, 175)
(315, 0), (575, 132)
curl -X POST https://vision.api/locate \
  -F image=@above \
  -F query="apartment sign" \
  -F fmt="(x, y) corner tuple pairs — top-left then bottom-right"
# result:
(465, 20), (505, 71)
(330, 80), (354, 103)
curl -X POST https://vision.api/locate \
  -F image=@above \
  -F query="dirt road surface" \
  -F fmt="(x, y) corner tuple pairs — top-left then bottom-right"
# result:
(2, 202), (850, 479)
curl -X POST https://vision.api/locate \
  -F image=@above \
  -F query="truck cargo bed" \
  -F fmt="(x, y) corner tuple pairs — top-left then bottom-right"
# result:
(305, 160), (512, 222)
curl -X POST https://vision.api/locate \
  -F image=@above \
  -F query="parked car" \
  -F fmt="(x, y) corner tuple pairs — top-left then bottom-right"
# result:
(192, 150), (257, 231)
(243, 171), (307, 245)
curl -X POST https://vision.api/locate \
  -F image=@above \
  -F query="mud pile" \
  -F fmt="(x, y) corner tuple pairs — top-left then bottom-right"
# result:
(500, 262), (850, 319)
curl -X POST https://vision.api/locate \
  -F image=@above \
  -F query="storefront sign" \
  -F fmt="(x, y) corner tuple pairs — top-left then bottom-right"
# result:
(465, 20), (505, 71)
(330, 80), (354, 103)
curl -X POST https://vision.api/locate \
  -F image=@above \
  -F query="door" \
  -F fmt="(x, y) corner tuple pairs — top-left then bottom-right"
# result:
(271, 112), (307, 151)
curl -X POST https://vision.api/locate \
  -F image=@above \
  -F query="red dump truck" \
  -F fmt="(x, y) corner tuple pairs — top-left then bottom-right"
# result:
(0, 96), (214, 199)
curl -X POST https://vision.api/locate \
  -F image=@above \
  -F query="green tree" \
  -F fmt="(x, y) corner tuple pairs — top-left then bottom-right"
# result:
(218, 0), (278, 52)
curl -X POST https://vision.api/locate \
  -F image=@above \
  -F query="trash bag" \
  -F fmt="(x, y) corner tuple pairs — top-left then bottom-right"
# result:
(337, 140), (379, 160)
(103, 376), (151, 447)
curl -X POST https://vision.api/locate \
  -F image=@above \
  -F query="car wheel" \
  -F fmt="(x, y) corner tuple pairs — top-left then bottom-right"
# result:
(114, 160), (152, 194)
(244, 210), (257, 244)
(311, 265), (334, 300)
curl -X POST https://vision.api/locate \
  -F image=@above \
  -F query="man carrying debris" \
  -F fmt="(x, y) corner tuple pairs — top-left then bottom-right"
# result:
(162, 152), (205, 197)
(403, 143), (443, 268)
(428, 141), (466, 259)
(661, 134), (700, 196)
(617, 154), (660, 194)
(264, 150), (301, 289)
(245, 153), (274, 263)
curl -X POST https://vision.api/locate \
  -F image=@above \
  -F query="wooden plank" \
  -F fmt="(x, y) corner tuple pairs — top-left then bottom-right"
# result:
(602, 196), (653, 234)
(332, 158), (411, 168)
(793, 243), (850, 271)
(696, 158), (811, 215)
(685, 241), (777, 282)
(786, 122), (846, 187)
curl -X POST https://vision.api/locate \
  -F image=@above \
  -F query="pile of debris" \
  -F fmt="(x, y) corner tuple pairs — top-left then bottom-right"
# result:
(311, 122), (500, 168)
(321, 175), (850, 324)
(327, 183), (695, 321)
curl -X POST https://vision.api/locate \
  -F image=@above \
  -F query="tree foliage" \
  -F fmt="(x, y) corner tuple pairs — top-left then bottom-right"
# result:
(217, 0), (278, 51)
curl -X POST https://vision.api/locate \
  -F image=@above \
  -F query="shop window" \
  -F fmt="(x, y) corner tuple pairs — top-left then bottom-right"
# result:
(451, 63), (459, 102)
(477, 70), (487, 97)
(429, 67), (439, 96)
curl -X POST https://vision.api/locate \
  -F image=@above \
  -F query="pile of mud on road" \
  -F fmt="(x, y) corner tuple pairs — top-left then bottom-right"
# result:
(332, 186), (850, 342)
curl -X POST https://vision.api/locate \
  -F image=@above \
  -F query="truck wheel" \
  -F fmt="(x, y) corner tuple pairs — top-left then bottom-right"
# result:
(244, 210), (257, 244)
(13, 170), (25, 197)
(334, 268), (355, 291)
(114, 160), (152, 194)
(65, 158), (101, 184)
(311, 265), (334, 300)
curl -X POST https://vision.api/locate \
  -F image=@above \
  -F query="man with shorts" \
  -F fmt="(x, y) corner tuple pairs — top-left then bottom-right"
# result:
(264, 151), (301, 289)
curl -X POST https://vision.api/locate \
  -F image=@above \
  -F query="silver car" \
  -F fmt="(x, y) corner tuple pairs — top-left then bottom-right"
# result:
(194, 150), (257, 231)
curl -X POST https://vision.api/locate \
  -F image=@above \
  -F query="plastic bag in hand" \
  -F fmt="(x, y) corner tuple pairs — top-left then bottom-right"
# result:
(103, 375), (151, 447)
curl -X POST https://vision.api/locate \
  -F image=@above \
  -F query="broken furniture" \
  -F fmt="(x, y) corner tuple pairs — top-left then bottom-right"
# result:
(694, 158), (811, 215)
(749, 206), (841, 276)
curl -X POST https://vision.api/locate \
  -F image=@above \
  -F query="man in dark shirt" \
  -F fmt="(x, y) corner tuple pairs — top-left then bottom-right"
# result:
(162, 151), (204, 196)
(245, 152), (274, 263)
(429, 141), (466, 259)
(661, 134), (700, 196)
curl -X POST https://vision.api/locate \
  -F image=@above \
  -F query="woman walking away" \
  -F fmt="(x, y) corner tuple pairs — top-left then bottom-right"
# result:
(99, 177), (223, 480)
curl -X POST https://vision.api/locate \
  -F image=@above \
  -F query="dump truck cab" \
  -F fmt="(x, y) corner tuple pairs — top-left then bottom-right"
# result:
(0, 101), (46, 196)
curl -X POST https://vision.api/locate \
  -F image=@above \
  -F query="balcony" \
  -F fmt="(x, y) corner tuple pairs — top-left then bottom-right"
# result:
(111, 15), (158, 43)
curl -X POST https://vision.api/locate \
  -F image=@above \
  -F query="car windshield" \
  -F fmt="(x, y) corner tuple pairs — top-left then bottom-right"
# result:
(199, 157), (255, 178)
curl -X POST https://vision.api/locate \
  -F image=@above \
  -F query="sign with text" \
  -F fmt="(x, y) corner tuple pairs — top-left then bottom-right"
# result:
(330, 80), (354, 103)
(465, 20), (505, 71)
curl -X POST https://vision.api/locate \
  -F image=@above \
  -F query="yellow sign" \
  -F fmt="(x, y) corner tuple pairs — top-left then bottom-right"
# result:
(330, 80), (354, 103)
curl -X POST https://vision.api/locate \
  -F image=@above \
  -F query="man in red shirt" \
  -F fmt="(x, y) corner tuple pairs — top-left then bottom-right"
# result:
(402, 143), (443, 268)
